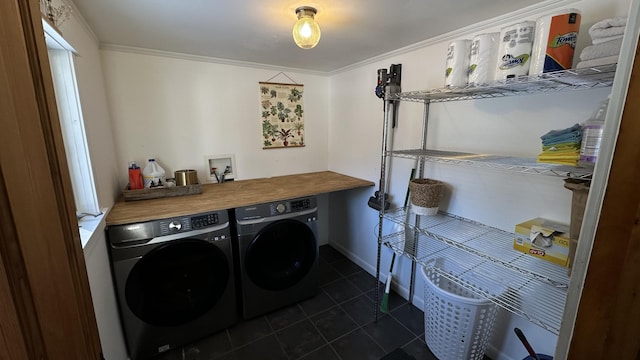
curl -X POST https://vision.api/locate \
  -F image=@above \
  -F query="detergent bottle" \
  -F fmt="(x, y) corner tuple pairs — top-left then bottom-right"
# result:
(128, 161), (144, 190)
(142, 159), (166, 188)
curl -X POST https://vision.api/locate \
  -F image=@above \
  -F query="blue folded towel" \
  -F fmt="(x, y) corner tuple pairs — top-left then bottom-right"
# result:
(542, 132), (582, 146)
(540, 123), (582, 141)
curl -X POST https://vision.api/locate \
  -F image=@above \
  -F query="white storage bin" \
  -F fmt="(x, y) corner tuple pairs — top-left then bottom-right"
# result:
(421, 259), (502, 360)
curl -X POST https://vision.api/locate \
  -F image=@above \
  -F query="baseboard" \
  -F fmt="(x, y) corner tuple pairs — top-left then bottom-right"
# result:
(486, 345), (515, 360)
(326, 242), (425, 311)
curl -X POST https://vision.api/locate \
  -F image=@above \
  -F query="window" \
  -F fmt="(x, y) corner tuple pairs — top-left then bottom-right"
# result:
(44, 20), (101, 217)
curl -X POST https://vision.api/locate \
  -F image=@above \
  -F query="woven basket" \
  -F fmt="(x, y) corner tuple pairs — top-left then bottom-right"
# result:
(409, 179), (444, 212)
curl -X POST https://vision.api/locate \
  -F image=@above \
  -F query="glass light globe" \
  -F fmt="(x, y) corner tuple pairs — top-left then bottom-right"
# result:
(293, 7), (321, 49)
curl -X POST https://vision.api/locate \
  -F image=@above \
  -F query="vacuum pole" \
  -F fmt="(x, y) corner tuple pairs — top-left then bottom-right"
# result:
(372, 64), (401, 322)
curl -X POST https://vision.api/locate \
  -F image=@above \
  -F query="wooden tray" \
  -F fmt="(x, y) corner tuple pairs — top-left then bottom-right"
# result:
(123, 183), (202, 201)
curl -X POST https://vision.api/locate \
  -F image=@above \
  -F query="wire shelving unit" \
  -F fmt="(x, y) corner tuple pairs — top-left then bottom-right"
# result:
(373, 64), (616, 335)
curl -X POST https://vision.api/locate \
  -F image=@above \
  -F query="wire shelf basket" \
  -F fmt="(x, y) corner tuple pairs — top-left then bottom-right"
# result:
(381, 209), (570, 334)
(390, 64), (616, 103)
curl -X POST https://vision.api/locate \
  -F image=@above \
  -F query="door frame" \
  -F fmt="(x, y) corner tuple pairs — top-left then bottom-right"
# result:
(567, 35), (640, 359)
(0, 0), (102, 358)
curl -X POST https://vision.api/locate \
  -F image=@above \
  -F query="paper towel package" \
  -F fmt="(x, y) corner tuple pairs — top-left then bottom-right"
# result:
(530, 10), (581, 75)
(445, 39), (472, 87)
(469, 33), (500, 85)
(495, 21), (536, 80)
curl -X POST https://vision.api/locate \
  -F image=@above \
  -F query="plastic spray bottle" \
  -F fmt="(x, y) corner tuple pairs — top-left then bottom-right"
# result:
(579, 97), (609, 168)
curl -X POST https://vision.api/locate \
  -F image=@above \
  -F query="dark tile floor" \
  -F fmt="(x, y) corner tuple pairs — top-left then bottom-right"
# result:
(154, 244), (437, 360)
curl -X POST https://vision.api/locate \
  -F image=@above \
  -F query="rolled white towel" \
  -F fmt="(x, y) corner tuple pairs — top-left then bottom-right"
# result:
(593, 34), (624, 44)
(576, 55), (619, 69)
(579, 38), (623, 61)
(589, 16), (627, 39)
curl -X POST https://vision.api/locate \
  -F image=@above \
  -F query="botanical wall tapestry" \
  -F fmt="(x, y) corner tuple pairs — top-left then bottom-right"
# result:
(259, 82), (304, 149)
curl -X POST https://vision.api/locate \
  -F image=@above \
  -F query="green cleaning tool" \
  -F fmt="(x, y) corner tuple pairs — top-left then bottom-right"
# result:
(380, 168), (416, 314)
(379, 251), (396, 314)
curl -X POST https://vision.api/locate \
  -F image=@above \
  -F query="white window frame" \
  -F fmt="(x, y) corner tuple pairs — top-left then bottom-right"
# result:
(44, 19), (100, 217)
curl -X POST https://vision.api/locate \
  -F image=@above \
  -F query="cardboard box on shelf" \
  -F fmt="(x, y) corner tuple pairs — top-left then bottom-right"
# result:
(564, 179), (590, 275)
(513, 218), (571, 268)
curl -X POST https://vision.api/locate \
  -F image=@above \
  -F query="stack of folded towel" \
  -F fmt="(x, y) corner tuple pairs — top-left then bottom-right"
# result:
(577, 16), (627, 68)
(537, 123), (582, 166)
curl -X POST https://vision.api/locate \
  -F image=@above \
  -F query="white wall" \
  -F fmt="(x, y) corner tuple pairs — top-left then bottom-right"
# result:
(56, 6), (127, 359)
(100, 51), (330, 186)
(83, 226), (128, 360)
(327, 0), (631, 359)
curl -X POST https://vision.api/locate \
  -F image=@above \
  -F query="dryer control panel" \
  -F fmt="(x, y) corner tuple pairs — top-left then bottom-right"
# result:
(236, 196), (317, 221)
(269, 197), (317, 216)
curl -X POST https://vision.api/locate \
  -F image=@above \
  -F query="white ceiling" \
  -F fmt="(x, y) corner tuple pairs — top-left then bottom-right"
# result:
(69, 0), (549, 73)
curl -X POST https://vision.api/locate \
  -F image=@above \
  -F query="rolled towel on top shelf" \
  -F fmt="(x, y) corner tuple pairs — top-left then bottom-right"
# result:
(593, 34), (623, 44)
(576, 55), (619, 69)
(579, 38), (623, 61)
(588, 16), (627, 39)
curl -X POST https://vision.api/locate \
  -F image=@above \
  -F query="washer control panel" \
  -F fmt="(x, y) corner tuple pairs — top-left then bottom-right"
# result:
(108, 210), (230, 246)
(157, 211), (227, 236)
(291, 198), (312, 212)
(191, 213), (219, 229)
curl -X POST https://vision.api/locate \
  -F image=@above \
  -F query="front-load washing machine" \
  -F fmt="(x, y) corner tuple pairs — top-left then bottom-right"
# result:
(107, 210), (236, 360)
(235, 196), (319, 319)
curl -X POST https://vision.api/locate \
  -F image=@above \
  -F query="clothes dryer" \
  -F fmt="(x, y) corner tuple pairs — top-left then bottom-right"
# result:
(235, 196), (319, 319)
(107, 210), (236, 360)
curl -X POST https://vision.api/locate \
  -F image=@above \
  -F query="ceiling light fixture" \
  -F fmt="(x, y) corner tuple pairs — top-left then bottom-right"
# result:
(292, 6), (321, 49)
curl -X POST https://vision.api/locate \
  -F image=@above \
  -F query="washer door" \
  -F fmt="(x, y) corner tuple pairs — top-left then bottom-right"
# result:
(245, 219), (316, 291)
(125, 239), (229, 327)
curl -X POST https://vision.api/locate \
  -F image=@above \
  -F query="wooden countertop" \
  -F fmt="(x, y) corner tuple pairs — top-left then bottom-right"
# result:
(106, 171), (374, 226)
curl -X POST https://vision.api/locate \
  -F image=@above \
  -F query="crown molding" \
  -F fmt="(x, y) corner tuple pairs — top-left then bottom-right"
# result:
(62, 0), (100, 44)
(100, 44), (329, 76)
(328, 0), (581, 75)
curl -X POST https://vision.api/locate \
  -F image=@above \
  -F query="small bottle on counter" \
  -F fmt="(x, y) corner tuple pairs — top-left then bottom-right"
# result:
(128, 161), (144, 190)
(143, 158), (166, 188)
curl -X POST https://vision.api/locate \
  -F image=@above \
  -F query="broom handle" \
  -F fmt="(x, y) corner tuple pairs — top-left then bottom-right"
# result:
(404, 168), (416, 208)
(514, 328), (539, 360)
(389, 252), (396, 272)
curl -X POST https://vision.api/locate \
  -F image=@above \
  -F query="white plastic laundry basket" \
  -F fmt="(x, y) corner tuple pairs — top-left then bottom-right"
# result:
(421, 260), (501, 360)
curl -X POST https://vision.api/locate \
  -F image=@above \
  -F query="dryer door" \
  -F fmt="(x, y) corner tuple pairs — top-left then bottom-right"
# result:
(124, 239), (229, 327)
(245, 219), (316, 291)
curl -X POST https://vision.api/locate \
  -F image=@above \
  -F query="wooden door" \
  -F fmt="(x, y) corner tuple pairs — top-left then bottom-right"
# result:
(567, 37), (640, 359)
(0, 0), (102, 358)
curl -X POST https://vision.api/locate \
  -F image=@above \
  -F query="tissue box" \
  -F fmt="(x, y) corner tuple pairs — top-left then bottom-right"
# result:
(513, 218), (571, 267)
